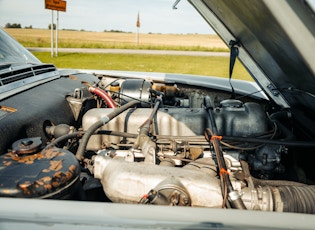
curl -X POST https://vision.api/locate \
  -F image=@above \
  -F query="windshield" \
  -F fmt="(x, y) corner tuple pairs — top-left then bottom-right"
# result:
(0, 28), (41, 65)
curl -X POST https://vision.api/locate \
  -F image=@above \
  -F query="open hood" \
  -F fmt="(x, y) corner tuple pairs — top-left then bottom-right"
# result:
(3, 1), (315, 219)
(189, 0), (315, 138)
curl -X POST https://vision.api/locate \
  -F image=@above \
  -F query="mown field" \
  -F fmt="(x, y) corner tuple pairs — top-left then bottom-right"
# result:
(5, 28), (228, 51)
(5, 28), (252, 80)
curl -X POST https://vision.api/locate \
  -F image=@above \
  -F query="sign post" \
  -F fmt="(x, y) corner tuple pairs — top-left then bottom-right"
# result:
(51, 10), (54, 57)
(45, 0), (67, 57)
(56, 11), (59, 56)
(136, 12), (140, 46)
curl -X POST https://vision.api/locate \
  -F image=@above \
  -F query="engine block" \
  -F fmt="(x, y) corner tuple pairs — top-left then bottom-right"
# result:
(82, 101), (268, 150)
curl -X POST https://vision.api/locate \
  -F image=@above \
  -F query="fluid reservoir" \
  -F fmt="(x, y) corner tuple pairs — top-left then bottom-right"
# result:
(214, 99), (268, 136)
(109, 81), (120, 93)
(0, 137), (82, 199)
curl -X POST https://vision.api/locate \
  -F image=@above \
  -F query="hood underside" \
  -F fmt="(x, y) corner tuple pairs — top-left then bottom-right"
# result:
(189, 0), (315, 138)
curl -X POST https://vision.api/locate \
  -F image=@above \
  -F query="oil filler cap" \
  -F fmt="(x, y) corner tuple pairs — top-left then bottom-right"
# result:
(12, 137), (42, 155)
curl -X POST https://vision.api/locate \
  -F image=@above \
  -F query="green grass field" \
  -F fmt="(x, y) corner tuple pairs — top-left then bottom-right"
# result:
(32, 52), (252, 81)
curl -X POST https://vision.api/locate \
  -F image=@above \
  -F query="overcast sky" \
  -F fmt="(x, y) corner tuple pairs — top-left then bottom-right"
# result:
(0, 0), (214, 34)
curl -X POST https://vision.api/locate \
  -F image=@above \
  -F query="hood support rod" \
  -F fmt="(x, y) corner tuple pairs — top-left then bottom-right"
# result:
(229, 40), (240, 99)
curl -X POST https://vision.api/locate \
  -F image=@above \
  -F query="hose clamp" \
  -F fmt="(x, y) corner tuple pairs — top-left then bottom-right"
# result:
(101, 115), (110, 124)
(228, 190), (242, 201)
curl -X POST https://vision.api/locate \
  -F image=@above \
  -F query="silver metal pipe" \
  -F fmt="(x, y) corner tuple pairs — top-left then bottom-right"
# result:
(93, 156), (223, 207)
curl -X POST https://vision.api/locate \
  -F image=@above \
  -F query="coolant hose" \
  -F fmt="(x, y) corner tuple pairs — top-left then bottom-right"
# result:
(89, 86), (117, 108)
(75, 100), (139, 161)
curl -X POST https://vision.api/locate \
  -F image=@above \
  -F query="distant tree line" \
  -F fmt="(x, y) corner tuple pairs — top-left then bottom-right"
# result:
(4, 23), (147, 33)
(5, 23), (21, 28)
(104, 29), (131, 33)
(5, 23), (32, 29)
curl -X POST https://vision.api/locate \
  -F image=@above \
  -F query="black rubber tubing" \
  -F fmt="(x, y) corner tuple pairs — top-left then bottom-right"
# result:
(75, 100), (139, 161)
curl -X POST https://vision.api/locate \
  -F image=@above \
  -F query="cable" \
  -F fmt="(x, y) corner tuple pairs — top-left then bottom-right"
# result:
(217, 135), (315, 147)
(204, 96), (246, 210)
(281, 87), (315, 99)
(236, 89), (265, 100)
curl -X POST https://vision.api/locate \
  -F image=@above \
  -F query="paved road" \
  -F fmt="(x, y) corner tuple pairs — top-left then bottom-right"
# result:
(27, 47), (229, 57)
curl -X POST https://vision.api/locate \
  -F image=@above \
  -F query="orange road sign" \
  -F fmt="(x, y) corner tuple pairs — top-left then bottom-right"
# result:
(45, 0), (67, 12)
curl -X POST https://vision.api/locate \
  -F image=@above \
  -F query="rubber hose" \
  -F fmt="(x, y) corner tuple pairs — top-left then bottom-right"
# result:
(75, 100), (139, 161)
(45, 130), (137, 150)
(275, 185), (315, 213)
(45, 131), (85, 149)
(89, 86), (117, 108)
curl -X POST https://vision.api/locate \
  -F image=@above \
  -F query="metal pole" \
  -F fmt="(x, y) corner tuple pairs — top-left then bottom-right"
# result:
(56, 11), (59, 57)
(51, 10), (54, 57)
(136, 12), (140, 46)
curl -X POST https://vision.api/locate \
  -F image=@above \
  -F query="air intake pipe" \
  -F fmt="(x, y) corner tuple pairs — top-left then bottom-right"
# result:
(240, 160), (315, 213)
(242, 185), (315, 214)
(93, 156), (315, 214)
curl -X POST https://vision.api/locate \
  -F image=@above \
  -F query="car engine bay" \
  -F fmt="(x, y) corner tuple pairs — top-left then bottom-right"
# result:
(0, 72), (315, 214)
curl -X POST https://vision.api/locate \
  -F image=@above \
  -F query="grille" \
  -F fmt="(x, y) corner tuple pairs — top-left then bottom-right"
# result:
(0, 64), (57, 86)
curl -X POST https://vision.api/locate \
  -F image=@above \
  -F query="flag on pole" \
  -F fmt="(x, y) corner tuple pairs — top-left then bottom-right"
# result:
(136, 12), (140, 28)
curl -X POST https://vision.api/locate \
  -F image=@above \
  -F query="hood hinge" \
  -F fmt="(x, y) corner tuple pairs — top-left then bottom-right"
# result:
(267, 83), (280, 96)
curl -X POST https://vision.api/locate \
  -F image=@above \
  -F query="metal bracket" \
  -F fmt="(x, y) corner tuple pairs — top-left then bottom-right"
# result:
(267, 84), (280, 96)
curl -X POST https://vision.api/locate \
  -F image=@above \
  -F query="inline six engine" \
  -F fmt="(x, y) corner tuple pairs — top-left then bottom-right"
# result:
(1, 74), (315, 214)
